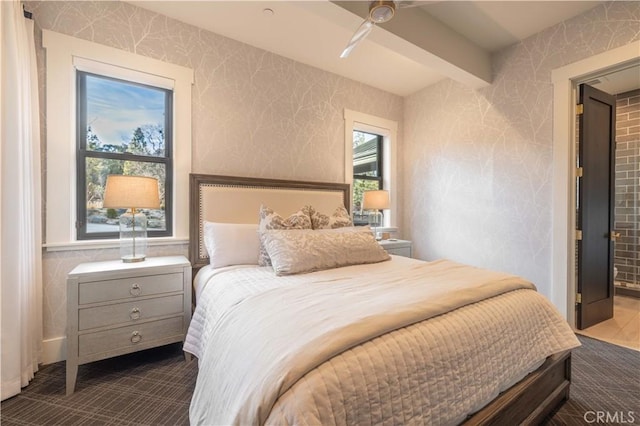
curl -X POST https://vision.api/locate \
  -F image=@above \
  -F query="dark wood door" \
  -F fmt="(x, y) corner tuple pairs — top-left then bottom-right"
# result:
(576, 84), (616, 330)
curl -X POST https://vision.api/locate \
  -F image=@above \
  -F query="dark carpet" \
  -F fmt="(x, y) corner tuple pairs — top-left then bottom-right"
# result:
(1, 344), (196, 425)
(1, 336), (638, 425)
(544, 336), (639, 425)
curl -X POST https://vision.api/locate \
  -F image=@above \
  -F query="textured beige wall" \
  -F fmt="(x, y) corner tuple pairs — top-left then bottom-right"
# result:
(29, 0), (640, 352)
(28, 1), (403, 343)
(403, 1), (640, 298)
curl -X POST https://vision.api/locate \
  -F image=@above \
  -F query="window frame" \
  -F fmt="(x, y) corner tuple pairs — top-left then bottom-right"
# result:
(352, 131), (384, 226)
(344, 109), (398, 230)
(42, 30), (193, 250)
(353, 130), (384, 189)
(75, 71), (174, 240)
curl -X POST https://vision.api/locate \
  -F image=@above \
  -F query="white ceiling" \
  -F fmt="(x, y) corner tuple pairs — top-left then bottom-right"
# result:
(128, 1), (605, 96)
(586, 65), (640, 95)
(421, 1), (601, 52)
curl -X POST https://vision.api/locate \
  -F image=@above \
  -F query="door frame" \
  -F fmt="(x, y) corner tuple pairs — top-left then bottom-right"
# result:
(551, 41), (640, 329)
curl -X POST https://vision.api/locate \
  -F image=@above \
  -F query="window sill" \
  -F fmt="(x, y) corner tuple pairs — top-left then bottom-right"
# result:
(364, 226), (398, 233)
(43, 237), (189, 252)
(375, 226), (398, 233)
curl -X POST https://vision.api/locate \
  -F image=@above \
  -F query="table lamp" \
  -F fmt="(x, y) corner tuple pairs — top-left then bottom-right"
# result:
(362, 189), (390, 240)
(103, 175), (160, 262)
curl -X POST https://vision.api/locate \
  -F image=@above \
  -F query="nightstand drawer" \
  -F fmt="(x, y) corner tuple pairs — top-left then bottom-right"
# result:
(378, 239), (412, 258)
(78, 316), (184, 357)
(386, 247), (412, 257)
(78, 294), (184, 331)
(78, 273), (183, 304)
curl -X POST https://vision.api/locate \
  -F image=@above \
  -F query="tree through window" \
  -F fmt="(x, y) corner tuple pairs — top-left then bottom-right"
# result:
(76, 72), (173, 239)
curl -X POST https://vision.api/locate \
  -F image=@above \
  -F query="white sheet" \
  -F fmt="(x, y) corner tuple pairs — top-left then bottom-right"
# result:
(186, 257), (580, 425)
(186, 256), (420, 358)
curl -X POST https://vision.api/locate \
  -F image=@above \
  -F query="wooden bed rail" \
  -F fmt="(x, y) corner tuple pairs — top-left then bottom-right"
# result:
(464, 350), (571, 425)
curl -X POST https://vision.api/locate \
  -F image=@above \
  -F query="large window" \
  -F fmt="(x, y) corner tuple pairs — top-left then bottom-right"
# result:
(353, 131), (383, 226)
(43, 29), (192, 249)
(76, 72), (172, 239)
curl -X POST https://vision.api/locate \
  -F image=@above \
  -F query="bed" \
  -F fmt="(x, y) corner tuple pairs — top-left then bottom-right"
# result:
(185, 173), (580, 425)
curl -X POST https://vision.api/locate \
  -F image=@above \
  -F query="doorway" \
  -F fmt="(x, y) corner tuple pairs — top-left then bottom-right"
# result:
(575, 66), (639, 349)
(551, 42), (640, 332)
(609, 85), (640, 299)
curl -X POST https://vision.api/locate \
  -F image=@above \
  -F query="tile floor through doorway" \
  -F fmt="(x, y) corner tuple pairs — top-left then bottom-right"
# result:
(576, 295), (640, 351)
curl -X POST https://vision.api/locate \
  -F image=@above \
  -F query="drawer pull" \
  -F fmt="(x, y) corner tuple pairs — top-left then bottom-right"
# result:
(130, 307), (141, 320)
(131, 331), (142, 344)
(130, 283), (141, 296)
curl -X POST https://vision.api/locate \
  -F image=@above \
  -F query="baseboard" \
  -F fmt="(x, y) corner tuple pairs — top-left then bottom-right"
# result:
(615, 285), (640, 299)
(42, 336), (66, 365)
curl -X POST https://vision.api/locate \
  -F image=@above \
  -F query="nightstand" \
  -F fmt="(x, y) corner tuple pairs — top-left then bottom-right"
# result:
(378, 239), (412, 258)
(66, 255), (191, 395)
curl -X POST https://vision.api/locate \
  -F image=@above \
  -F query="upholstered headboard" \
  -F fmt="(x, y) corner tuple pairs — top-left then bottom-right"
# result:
(189, 174), (350, 269)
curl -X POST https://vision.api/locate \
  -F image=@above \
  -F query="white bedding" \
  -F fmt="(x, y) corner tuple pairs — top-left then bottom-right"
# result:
(186, 256), (580, 425)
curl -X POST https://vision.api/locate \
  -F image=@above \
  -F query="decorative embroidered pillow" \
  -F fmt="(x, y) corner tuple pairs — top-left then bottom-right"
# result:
(262, 227), (390, 276)
(258, 205), (312, 266)
(307, 205), (353, 229)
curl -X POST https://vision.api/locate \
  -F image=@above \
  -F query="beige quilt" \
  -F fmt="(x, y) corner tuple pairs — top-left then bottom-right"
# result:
(186, 257), (579, 425)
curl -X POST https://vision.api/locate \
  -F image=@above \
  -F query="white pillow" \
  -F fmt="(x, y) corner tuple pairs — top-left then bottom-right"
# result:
(203, 222), (260, 268)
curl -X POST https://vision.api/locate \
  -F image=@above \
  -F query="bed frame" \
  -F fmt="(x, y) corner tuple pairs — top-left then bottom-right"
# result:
(188, 173), (572, 425)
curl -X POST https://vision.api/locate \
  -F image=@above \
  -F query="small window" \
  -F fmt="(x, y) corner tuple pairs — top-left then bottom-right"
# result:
(76, 71), (173, 239)
(352, 131), (383, 226)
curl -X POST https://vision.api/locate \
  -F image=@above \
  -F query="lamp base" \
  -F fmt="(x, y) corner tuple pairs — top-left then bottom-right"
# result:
(121, 254), (146, 263)
(368, 210), (383, 241)
(118, 211), (148, 263)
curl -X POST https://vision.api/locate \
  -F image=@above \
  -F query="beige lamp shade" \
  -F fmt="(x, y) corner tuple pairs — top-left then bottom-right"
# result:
(362, 190), (390, 210)
(103, 175), (160, 209)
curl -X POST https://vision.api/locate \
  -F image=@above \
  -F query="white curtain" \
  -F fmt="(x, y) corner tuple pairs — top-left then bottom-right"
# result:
(0, 0), (43, 401)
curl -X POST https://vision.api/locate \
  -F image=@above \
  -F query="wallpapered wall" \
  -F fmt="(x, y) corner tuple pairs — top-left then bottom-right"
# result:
(403, 1), (640, 298)
(27, 1), (404, 346)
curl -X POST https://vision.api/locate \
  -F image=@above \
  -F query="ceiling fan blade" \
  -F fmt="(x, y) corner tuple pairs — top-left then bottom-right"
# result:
(340, 19), (374, 58)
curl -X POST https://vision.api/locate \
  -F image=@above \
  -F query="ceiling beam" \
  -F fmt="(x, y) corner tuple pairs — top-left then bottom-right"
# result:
(332, 1), (492, 89)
